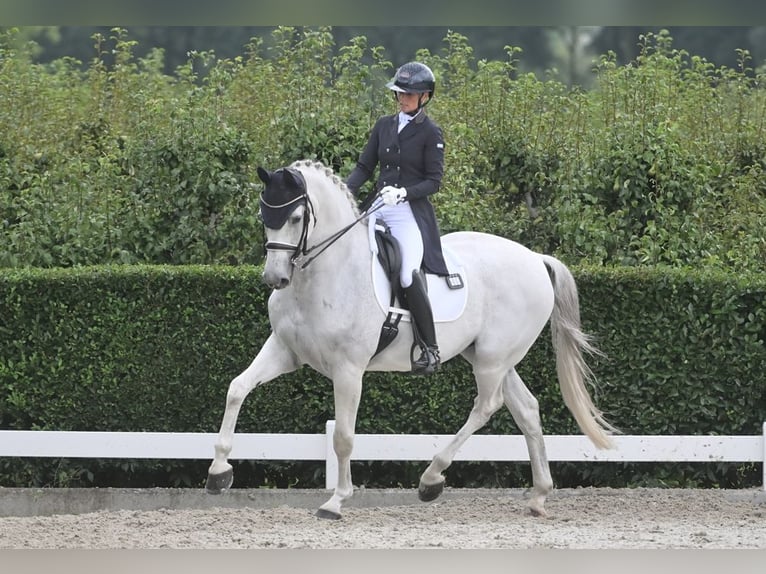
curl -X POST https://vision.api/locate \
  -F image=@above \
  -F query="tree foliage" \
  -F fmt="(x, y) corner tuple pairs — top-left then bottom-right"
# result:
(1, 26), (764, 272)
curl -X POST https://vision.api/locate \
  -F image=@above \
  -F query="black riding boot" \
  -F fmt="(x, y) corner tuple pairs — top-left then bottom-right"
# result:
(404, 271), (440, 375)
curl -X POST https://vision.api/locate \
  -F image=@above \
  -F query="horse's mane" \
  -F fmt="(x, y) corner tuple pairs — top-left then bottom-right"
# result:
(289, 159), (361, 217)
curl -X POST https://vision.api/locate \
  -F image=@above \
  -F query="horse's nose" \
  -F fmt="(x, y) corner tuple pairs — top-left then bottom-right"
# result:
(262, 271), (290, 290)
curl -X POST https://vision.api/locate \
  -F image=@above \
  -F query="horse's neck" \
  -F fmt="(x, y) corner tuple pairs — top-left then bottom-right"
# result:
(295, 215), (371, 291)
(321, 219), (369, 266)
(293, 170), (373, 295)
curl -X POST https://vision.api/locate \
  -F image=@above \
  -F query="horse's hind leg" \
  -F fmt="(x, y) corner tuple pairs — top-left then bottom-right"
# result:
(206, 333), (300, 493)
(418, 367), (505, 502)
(502, 368), (553, 517)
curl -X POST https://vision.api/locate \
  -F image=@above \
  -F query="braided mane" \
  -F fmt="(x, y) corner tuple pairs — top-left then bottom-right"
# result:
(289, 159), (361, 217)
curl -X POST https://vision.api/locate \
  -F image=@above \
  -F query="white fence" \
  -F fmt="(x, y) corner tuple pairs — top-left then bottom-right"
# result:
(1, 420), (764, 490)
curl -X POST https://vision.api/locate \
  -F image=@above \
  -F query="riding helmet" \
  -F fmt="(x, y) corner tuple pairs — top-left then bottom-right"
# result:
(386, 62), (435, 98)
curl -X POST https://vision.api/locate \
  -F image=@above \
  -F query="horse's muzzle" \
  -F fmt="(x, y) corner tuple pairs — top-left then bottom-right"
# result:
(262, 271), (291, 290)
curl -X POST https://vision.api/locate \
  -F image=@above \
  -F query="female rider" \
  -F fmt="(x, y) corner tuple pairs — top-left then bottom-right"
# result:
(346, 62), (448, 375)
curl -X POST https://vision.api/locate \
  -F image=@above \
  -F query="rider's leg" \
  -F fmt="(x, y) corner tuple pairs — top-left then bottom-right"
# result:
(404, 270), (440, 374)
(376, 202), (423, 289)
(377, 203), (438, 374)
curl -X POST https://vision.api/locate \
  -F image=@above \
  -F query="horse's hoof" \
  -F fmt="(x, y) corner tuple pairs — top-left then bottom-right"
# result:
(315, 508), (342, 520)
(527, 505), (548, 518)
(526, 499), (548, 517)
(205, 468), (234, 494)
(418, 480), (444, 502)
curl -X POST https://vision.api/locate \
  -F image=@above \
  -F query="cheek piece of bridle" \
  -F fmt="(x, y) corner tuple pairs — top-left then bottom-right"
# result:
(259, 172), (384, 270)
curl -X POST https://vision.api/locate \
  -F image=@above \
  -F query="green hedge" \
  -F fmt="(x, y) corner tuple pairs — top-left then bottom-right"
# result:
(1, 265), (763, 488)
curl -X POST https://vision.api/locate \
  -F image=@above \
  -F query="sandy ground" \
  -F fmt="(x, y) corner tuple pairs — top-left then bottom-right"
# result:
(0, 487), (764, 549)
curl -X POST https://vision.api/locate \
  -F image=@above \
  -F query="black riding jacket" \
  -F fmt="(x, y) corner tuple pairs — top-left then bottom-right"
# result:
(346, 111), (449, 276)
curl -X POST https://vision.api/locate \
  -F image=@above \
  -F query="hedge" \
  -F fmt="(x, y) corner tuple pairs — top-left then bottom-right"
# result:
(1, 264), (763, 489)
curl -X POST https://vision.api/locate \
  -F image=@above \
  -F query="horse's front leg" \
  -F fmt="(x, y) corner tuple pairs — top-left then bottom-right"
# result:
(316, 369), (364, 520)
(206, 333), (300, 493)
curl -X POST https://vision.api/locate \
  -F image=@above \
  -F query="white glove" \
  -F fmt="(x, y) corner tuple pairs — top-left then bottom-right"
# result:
(380, 186), (407, 206)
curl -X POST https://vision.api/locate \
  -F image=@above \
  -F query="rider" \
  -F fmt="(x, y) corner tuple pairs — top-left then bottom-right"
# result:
(346, 61), (449, 375)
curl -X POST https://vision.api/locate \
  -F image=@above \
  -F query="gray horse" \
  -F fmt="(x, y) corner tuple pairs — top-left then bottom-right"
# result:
(206, 159), (616, 519)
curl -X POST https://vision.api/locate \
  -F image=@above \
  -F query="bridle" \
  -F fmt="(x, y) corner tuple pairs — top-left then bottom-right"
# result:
(261, 191), (383, 270)
(261, 192), (315, 267)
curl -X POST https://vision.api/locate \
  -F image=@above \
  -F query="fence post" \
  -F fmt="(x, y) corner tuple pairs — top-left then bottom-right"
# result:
(325, 420), (336, 490)
(762, 422), (765, 492)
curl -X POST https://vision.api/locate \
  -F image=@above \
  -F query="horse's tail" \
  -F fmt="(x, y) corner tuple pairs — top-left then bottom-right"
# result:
(541, 255), (618, 449)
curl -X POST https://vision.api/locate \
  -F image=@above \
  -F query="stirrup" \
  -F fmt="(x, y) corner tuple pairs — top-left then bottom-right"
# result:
(411, 345), (440, 375)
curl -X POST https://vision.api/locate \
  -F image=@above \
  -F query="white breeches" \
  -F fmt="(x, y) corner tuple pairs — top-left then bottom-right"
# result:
(374, 201), (423, 288)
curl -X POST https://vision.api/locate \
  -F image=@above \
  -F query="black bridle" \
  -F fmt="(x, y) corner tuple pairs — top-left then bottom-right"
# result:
(262, 192), (384, 270)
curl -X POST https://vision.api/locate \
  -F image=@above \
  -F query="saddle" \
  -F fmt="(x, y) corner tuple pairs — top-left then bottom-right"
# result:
(372, 224), (405, 357)
(370, 221), (466, 358)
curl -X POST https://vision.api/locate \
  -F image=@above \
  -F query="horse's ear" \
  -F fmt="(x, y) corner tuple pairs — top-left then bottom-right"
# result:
(284, 168), (303, 188)
(257, 166), (271, 184)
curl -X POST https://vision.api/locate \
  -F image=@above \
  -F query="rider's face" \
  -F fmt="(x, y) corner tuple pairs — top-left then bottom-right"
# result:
(396, 91), (427, 114)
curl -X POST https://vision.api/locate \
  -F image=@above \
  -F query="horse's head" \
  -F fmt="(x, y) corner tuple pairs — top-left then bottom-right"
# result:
(258, 165), (314, 289)
(258, 160), (363, 290)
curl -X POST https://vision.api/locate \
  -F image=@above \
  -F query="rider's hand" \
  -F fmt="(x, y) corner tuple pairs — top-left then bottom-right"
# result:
(380, 186), (407, 206)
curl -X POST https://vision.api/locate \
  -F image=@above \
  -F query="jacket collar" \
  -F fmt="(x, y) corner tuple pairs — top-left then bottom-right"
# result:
(392, 109), (427, 139)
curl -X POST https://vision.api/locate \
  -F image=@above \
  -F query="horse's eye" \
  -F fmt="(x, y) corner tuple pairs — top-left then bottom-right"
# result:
(289, 208), (305, 225)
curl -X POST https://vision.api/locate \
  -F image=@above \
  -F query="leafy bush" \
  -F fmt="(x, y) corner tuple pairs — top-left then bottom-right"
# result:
(2, 28), (765, 271)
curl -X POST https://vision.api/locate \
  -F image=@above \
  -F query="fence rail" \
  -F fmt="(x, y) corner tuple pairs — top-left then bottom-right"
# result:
(1, 420), (764, 490)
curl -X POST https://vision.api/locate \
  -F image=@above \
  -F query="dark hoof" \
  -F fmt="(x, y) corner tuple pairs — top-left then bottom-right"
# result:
(205, 468), (234, 494)
(418, 481), (444, 502)
(315, 508), (342, 520)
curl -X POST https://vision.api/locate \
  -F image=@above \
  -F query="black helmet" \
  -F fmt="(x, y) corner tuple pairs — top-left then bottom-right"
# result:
(386, 62), (435, 97)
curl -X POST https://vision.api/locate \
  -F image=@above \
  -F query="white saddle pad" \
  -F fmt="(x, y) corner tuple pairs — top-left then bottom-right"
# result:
(368, 218), (467, 323)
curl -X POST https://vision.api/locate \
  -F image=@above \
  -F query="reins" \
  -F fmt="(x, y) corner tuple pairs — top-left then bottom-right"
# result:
(264, 192), (384, 270)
